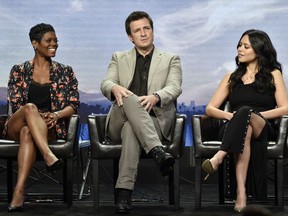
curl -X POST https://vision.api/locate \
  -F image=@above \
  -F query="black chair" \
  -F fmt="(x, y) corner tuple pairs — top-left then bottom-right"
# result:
(87, 113), (186, 209)
(0, 114), (80, 208)
(192, 108), (288, 210)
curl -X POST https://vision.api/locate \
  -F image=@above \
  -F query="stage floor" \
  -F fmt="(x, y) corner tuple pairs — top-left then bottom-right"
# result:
(0, 183), (287, 216)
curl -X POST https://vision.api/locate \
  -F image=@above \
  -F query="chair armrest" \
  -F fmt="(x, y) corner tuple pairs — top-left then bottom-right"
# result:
(87, 114), (107, 143)
(88, 114), (113, 157)
(167, 113), (186, 158)
(0, 114), (9, 121)
(192, 115), (223, 158)
(68, 114), (80, 156)
(0, 114), (9, 139)
(275, 115), (288, 157)
(192, 114), (222, 141)
(49, 114), (80, 158)
(66, 114), (80, 137)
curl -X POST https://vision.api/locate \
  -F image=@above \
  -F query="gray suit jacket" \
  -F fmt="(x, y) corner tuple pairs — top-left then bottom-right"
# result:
(101, 47), (182, 140)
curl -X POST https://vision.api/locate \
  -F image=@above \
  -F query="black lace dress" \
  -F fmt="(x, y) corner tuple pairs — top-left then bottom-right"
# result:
(219, 82), (277, 200)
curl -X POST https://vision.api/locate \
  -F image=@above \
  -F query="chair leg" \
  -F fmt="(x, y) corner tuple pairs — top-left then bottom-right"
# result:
(92, 159), (100, 209)
(79, 154), (91, 199)
(168, 167), (174, 205)
(7, 159), (13, 203)
(195, 158), (202, 210)
(65, 158), (73, 208)
(113, 159), (119, 204)
(170, 159), (180, 209)
(218, 163), (225, 204)
(274, 159), (278, 205)
(275, 158), (284, 209)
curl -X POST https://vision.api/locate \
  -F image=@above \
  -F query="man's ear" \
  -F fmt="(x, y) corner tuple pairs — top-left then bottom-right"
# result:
(128, 35), (134, 44)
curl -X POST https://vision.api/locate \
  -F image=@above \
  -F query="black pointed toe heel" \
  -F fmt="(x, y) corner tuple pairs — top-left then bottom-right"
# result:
(46, 158), (64, 173)
(8, 204), (23, 212)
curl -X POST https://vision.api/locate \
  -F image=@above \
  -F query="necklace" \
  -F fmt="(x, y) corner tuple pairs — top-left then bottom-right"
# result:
(242, 73), (256, 84)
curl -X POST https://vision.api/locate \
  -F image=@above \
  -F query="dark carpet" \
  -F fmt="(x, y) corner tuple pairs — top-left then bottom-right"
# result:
(0, 183), (287, 216)
(1, 154), (288, 216)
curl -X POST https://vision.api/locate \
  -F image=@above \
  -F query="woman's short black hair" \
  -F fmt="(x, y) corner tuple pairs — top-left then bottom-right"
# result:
(29, 23), (55, 42)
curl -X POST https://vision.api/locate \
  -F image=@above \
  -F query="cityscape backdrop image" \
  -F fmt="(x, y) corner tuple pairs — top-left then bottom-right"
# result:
(1, 0), (288, 147)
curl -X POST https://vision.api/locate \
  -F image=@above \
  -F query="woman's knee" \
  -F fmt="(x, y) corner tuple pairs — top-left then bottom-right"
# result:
(237, 106), (252, 114)
(20, 126), (33, 141)
(24, 103), (38, 115)
(249, 113), (266, 132)
(250, 112), (265, 123)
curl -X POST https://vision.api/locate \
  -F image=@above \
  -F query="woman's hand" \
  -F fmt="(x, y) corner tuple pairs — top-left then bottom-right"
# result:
(40, 112), (61, 129)
(226, 111), (234, 121)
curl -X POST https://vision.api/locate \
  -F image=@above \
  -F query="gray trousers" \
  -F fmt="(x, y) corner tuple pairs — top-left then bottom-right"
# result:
(107, 94), (163, 190)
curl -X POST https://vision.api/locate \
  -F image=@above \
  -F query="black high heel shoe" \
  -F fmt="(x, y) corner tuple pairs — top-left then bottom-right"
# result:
(46, 159), (64, 173)
(8, 204), (23, 212)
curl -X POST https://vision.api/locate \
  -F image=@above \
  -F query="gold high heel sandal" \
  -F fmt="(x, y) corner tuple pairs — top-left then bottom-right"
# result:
(201, 159), (216, 180)
(234, 194), (246, 213)
(234, 207), (244, 213)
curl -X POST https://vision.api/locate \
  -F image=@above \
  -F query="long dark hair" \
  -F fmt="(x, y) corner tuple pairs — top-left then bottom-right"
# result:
(229, 29), (282, 93)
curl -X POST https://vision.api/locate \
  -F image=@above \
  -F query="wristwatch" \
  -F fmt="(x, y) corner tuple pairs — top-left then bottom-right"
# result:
(153, 93), (161, 106)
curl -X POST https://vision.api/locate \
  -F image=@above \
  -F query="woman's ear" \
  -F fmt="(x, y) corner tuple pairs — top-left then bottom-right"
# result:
(32, 40), (37, 50)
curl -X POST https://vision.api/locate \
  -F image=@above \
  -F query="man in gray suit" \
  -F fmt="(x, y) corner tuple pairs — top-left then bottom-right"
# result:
(101, 11), (182, 214)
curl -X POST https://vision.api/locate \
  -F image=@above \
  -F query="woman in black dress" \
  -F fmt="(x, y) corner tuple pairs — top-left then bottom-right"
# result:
(202, 29), (288, 213)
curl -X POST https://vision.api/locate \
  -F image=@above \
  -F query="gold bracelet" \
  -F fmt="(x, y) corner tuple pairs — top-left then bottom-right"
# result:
(54, 111), (62, 119)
